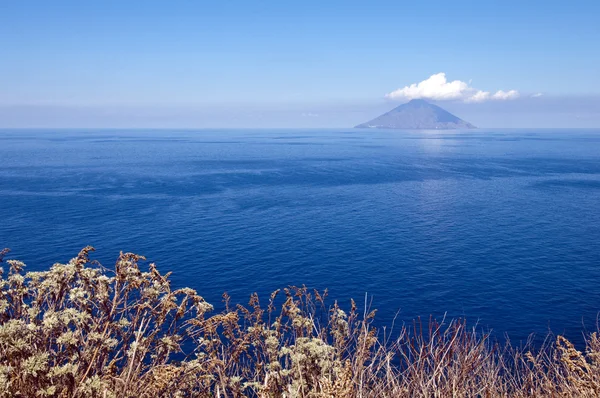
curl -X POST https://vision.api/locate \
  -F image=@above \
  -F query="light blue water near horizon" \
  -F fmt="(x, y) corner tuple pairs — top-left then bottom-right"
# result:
(1, 128), (600, 345)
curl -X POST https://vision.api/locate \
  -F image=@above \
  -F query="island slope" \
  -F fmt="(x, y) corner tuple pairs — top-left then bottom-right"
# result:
(355, 99), (476, 129)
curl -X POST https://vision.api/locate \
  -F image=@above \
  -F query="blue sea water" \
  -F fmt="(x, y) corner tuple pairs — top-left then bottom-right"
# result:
(1, 128), (600, 344)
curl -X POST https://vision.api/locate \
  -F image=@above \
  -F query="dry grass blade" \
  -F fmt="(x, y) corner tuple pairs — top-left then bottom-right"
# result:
(1, 248), (599, 397)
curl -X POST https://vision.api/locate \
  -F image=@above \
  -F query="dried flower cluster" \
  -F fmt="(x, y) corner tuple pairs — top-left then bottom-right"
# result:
(1, 247), (600, 397)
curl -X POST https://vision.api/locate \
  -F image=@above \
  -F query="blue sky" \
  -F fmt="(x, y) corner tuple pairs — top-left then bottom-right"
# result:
(1, 0), (600, 127)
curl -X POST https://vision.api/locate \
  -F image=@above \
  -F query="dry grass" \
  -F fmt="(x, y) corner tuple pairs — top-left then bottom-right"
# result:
(1, 247), (600, 397)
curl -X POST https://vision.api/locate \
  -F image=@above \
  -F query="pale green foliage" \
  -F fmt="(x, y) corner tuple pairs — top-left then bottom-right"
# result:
(2, 247), (600, 397)
(0, 247), (213, 397)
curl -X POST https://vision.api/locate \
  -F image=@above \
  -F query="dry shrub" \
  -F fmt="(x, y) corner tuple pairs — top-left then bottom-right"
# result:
(1, 247), (600, 397)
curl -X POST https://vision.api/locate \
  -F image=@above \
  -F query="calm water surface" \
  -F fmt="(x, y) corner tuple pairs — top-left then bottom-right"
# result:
(1, 128), (600, 344)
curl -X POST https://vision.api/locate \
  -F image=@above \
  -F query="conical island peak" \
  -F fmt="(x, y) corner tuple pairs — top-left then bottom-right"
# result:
(355, 99), (476, 129)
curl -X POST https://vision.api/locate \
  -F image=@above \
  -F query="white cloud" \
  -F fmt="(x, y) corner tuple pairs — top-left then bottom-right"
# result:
(386, 73), (520, 103)
(531, 93), (543, 98)
(385, 73), (469, 101)
(465, 89), (520, 102)
(465, 90), (491, 103)
(492, 90), (520, 100)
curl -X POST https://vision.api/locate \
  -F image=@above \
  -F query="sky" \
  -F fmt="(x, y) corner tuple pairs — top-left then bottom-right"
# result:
(1, 0), (600, 128)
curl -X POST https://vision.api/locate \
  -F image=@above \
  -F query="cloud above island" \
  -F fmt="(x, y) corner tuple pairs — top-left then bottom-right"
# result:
(386, 73), (520, 103)
(464, 89), (520, 103)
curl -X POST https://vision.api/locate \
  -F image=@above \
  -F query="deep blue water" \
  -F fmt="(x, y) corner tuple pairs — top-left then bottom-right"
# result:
(1, 128), (600, 344)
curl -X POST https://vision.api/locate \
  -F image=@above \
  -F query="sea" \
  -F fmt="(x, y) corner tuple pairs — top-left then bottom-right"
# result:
(1, 128), (600, 345)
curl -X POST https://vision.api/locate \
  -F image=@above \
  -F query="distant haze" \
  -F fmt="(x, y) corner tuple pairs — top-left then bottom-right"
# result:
(2, 96), (599, 128)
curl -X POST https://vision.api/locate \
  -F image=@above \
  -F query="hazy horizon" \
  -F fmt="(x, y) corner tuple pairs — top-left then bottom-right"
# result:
(3, 96), (600, 129)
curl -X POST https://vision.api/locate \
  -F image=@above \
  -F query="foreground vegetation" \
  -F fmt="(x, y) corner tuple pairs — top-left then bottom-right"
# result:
(1, 248), (600, 397)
